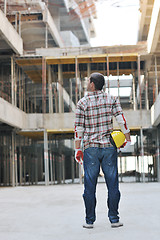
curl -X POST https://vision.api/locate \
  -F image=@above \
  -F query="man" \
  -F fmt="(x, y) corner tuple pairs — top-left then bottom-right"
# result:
(74, 72), (131, 229)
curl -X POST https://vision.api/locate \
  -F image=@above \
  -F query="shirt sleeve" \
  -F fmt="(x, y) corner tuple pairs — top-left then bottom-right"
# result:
(112, 96), (123, 117)
(75, 99), (85, 138)
(112, 96), (130, 134)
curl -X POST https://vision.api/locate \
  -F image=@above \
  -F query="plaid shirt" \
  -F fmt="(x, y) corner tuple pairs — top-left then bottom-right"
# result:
(75, 90), (123, 150)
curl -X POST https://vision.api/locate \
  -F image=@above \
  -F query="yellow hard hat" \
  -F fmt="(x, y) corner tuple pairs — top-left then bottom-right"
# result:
(110, 131), (126, 148)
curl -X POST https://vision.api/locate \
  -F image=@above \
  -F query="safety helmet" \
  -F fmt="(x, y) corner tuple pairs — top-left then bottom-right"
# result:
(110, 131), (126, 148)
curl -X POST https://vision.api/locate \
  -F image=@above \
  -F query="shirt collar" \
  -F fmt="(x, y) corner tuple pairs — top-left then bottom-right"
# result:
(86, 90), (103, 96)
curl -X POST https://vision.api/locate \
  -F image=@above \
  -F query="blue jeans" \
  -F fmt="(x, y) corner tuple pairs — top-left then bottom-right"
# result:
(83, 147), (120, 224)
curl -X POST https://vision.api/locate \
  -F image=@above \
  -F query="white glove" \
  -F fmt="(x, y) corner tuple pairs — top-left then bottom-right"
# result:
(75, 148), (83, 165)
(119, 140), (131, 152)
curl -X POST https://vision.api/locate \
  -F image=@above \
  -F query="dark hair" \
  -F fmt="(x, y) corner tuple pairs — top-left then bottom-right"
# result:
(90, 72), (105, 90)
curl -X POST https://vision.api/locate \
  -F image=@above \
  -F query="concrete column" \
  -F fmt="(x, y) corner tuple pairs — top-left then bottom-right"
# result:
(11, 132), (15, 187)
(48, 65), (53, 113)
(4, 0), (7, 15)
(69, 79), (73, 111)
(137, 55), (142, 109)
(45, 24), (48, 48)
(48, 136), (53, 184)
(44, 129), (49, 186)
(140, 128), (145, 182)
(156, 129), (160, 182)
(42, 58), (46, 113)
(19, 148), (23, 185)
(117, 62), (120, 99)
(132, 74), (137, 110)
(58, 64), (63, 113)
(11, 57), (15, 106)
(19, 12), (21, 37)
(15, 12), (18, 31)
(106, 56), (110, 93)
(15, 66), (17, 107)
(155, 55), (159, 98)
(62, 154), (65, 184)
(14, 139), (18, 186)
(145, 71), (149, 110)
(75, 57), (78, 104)
(87, 63), (91, 77)
(49, 152), (53, 184)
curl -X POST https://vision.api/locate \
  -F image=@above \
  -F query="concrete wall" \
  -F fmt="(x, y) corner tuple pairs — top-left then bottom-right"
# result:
(151, 93), (160, 126)
(0, 9), (23, 55)
(0, 97), (152, 131)
(114, 109), (152, 130)
(27, 110), (151, 131)
(0, 98), (27, 129)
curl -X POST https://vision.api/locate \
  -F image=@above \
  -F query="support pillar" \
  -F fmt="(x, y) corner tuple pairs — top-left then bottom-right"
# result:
(48, 65), (53, 113)
(87, 63), (91, 77)
(145, 71), (149, 110)
(106, 56), (110, 93)
(156, 129), (160, 182)
(69, 79), (73, 111)
(19, 12), (21, 37)
(44, 129), (49, 186)
(11, 57), (15, 106)
(45, 24), (48, 48)
(155, 55), (159, 98)
(42, 58), (46, 113)
(58, 64), (63, 113)
(4, 0), (7, 15)
(117, 62), (120, 99)
(10, 132), (15, 187)
(75, 57), (78, 103)
(140, 128), (145, 182)
(137, 55), (142, 109)
(132, 74), (137, 110)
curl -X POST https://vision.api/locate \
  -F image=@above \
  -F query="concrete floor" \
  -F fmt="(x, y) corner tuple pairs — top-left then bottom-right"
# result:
(0, 182), (160, 240)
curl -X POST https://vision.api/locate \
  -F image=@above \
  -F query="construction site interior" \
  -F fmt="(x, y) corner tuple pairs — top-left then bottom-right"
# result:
(0, 0), (160, 187)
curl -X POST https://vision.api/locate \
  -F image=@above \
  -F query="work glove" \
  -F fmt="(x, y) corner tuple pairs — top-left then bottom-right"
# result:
(119, 140), (131, 152)
(75, 148), (83, 165)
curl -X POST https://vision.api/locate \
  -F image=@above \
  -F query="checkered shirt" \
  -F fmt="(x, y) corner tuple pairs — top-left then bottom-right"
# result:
(75, 90), (123, 150)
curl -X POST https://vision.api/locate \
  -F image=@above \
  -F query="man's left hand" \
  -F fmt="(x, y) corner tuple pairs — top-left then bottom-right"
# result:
(119, 140), (131, 152)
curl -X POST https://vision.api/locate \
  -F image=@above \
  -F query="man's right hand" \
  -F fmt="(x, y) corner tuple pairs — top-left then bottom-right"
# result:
(75, 149), (83, 165)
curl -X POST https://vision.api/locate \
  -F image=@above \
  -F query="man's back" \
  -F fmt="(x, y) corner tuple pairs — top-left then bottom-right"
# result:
(75, 90), (123, 149)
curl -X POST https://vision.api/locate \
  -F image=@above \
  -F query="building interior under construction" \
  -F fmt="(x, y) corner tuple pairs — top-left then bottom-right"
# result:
(0, 0), (160, 186)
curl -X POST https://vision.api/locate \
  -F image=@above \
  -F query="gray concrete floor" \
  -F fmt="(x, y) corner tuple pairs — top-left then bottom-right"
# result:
(0, 182), (160, 240)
